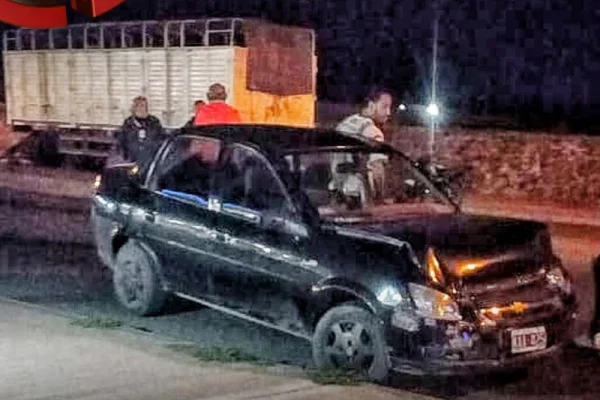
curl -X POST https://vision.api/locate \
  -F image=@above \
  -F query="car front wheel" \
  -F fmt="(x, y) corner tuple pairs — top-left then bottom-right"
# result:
(312, 304), (390, 382)
(113, 242), (166, 316)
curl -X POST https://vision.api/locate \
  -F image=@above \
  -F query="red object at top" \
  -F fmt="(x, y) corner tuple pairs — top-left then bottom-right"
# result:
(0, 0), (125, 29)
(194, 102), (242, 126)
(0, 0), (66, 28)
(71, 0), (125, 18)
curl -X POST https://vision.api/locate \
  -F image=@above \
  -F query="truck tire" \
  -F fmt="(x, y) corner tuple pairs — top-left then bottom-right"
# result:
(312, 303), (390, 382)
(113, 242), (166, 316)
(35, 131), (62, 167)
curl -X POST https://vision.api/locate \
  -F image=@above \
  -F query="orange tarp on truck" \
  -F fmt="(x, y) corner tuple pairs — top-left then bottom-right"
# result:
(232, 47), (316, 127)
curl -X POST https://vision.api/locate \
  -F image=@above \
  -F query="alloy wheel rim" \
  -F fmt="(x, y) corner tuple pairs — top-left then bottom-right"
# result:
(324, 320), (375, 373)
(117, 259), (146, 307)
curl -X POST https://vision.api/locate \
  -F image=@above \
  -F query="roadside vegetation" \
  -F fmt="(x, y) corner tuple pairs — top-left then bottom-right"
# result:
(165, 343), (363, 385)
(71, 315), (123, 329)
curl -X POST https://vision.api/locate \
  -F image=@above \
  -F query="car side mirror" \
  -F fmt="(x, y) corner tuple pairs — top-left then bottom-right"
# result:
(119, 165), (142, 198)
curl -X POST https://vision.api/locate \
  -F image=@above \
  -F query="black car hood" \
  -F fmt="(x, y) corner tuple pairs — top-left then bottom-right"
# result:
(331, 210), (550, 279)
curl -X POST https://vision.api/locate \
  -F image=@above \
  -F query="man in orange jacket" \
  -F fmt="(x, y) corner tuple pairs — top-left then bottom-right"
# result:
(194, 83), (242, 125)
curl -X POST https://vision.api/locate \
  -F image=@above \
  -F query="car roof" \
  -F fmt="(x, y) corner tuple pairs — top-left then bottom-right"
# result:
(177, 124), (394, 155)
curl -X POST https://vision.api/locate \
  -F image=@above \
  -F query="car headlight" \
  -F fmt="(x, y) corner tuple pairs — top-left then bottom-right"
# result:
(377, 285), (420, 332)
(408, 283), (462, 322)
(377, 283), (462, 321)
(546, 267), (572, 294)
(377, 285), (407, 307)
(378, 283), (462, 331)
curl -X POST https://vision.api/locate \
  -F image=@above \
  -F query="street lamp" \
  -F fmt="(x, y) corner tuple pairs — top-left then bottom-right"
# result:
(427, 101), (440, 157)
(428, 3), (441, 157)
(426, 103), (440, 117)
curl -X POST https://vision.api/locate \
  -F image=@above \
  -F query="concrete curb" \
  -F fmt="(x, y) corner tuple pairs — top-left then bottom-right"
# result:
(199, 381), (321, 400)
(0, 295), (186, 346)
(0, 295), (307, 378)
(0, 296), (439, 400)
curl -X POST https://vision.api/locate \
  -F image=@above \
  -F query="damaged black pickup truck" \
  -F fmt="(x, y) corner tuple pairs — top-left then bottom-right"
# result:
(91, 124), (577, 382)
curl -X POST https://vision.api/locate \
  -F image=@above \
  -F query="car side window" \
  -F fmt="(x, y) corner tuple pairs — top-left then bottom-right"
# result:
(218, 145), (290, 212)
(153, 136), (222, 202)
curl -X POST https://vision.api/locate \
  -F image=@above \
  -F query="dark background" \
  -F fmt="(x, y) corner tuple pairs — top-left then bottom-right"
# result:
(1, 0), (599, 131)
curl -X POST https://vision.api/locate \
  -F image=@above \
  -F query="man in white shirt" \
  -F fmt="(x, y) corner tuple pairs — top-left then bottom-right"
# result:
(335, 87), (393, 203)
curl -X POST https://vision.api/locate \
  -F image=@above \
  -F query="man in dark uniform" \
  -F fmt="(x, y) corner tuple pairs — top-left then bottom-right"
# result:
(113, 96), (165, 165)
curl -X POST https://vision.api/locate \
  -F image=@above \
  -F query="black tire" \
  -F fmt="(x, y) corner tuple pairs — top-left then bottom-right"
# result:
(35, 131), (62, 167)
(113, 242), (166, 316)
(312, 304), (390, 382)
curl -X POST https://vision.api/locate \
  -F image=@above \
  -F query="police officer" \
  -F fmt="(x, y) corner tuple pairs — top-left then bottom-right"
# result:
(114, 96), (165, 164)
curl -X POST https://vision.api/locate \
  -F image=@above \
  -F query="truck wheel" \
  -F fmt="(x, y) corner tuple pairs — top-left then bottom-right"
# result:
(35, 131), (62, 167)
(312, 304), (390, 382)
(113, 242), (166, 316)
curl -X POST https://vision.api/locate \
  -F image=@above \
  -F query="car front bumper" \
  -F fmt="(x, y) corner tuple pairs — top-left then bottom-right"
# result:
(389, 343), (564, 376)
(383, 298), (577, 376)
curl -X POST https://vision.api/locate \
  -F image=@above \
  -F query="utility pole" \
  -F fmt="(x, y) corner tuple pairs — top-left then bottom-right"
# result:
(428, 3), (440, 158)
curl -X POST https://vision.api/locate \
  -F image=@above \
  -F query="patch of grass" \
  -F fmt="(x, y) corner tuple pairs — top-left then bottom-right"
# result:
(306, 368), (364, 386)
(71, 316), (123, 329)
(166, 343), (270, 365)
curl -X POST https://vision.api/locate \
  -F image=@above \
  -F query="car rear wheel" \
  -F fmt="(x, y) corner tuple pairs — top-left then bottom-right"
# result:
(312, 304), (390, 382)
(113, 242), (166, 316)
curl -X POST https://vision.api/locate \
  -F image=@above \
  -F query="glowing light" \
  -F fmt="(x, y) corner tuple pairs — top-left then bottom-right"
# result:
(457, 260), (487, 277)
(464, 263), (478, 271)
(481, 302), (529, 319)
(512, 302), (528, 314)
(426, 248), (445, 285)
(426, 103), (440, 117)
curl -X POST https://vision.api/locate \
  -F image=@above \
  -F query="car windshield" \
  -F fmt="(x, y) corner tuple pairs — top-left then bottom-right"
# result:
(281, 148), (455, 220)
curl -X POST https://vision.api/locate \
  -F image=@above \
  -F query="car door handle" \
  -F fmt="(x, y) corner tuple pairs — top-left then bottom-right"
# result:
(145, 211), (157, 223)
(209, 231), (231, 243)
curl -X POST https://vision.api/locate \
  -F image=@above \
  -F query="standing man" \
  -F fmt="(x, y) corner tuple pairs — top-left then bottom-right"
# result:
(194, 83), (242, 125)
(184, 100), (206, 128)
(113, 96), (165, 165)
(335, 87), (394, 203)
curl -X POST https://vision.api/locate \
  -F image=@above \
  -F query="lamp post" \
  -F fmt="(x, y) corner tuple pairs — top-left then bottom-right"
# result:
(428, 2), (441, 157)
(426, 102), (440, 156)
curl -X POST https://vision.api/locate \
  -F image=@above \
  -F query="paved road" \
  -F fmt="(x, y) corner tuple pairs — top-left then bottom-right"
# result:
(1, 204), (600, 399)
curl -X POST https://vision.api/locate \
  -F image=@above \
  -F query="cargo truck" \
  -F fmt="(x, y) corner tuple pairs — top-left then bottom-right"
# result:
(1, 18), (317, 165)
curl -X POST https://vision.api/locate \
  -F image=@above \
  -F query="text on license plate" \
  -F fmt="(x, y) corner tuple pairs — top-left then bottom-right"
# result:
(510, 326), (547, 354)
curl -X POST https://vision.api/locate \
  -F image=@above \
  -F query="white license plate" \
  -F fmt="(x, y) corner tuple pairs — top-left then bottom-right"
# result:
(510, 326), (548, 354)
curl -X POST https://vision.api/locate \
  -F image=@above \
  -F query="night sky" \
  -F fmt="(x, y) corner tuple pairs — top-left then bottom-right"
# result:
(1, 0), (599, 118)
